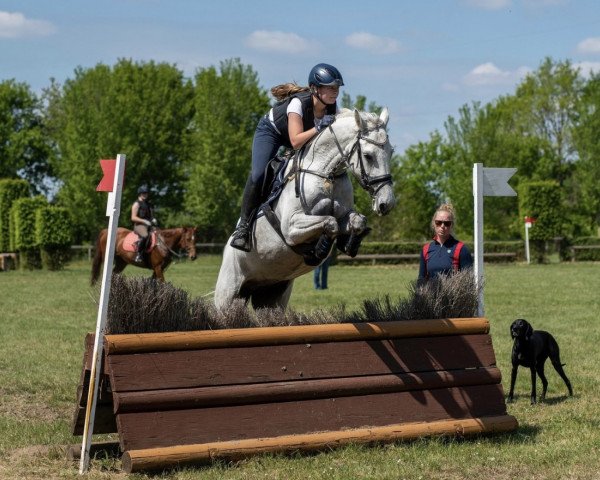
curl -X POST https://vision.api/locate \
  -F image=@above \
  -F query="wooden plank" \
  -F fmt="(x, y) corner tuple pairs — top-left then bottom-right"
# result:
(104, 318), (489, 354)
(114, 367), (501, 413)
(122, 414), (518, 473)
(116, 384), (508, 451)
(107, 334), (497, 392)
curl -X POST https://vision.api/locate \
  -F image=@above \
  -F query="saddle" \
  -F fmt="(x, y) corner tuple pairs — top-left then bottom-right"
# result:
(123, 231), (158, 253)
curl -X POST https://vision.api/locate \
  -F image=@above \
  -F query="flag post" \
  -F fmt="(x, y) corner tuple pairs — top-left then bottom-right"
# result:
(524, 216), (536, 264)
(473, 163), (485, 317)
(79, 154), (126, 474)
(472, 164), (517, 317)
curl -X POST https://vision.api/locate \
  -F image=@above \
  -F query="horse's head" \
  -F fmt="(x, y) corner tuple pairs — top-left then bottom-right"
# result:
(332, 108), (396, 216)
(180, 227), (198, 261)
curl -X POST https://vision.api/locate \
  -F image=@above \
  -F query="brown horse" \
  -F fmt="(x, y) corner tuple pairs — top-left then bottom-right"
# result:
(91, 227), (197, 285)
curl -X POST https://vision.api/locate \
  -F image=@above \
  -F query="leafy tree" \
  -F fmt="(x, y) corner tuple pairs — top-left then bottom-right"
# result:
(341, 92), (382, 114)
(0, 80), (53, 192)
(391, 133), (451, 240)
(572, 71), (600, 235)
(184, 59), (270, 240)
(514, 58), (583, 186)
(45, 60), (194, 241)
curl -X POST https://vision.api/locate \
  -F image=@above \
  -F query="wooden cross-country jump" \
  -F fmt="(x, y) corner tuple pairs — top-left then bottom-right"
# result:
(72, 317), (517, 473)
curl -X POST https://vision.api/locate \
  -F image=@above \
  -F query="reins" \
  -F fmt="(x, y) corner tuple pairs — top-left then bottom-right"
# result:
(289, 122), (393, 203)
(154, 228), (189, 259)
(328, 125), (393, 196)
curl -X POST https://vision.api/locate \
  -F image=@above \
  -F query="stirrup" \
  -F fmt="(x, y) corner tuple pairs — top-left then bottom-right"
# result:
(230, 224), (251, 252)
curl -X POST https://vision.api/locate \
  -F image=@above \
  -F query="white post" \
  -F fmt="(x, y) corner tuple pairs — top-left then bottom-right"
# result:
(79, 154), (126, 474)
(473, 163), (485, 317)
(524, 220), (531, 264)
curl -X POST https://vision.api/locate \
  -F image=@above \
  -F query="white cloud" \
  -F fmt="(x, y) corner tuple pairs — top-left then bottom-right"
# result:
(577, 37), (600, 55)
(244, 30), (316, 54)
(345, 32), (401, 55)
(463, 62), (530, 86)
(463, 0), (512, 10)
(0, 11), (56, 38)
(574, 61), (600, 78)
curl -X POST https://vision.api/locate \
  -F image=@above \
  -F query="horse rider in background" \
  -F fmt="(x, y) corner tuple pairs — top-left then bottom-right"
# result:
(229, 63), (344, 252)
(131, 185), (157, 263)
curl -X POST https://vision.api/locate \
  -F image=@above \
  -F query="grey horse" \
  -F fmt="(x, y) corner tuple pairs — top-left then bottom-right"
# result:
(215, 108), (396, 310)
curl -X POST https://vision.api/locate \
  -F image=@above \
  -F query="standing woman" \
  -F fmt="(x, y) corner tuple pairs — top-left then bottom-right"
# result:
(230, 63), (344, 252)
(418, 204), (473, 281)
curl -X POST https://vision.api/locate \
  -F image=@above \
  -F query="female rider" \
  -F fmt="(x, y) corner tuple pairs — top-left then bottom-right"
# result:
(230, 63), (344, 252)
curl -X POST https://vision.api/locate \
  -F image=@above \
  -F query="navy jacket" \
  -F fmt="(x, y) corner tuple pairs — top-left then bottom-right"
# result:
(418, 236), (473, 280)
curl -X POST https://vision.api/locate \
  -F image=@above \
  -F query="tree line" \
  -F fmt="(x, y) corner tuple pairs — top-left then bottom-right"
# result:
(1, 57), (598, 245)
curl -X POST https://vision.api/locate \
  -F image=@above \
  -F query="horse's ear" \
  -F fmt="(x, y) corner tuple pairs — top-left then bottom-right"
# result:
(379, 107), (389, 127)
(354, 109), (367, 132)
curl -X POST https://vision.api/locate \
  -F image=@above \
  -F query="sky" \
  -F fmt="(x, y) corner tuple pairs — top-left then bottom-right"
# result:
(2, 0), (600, 153)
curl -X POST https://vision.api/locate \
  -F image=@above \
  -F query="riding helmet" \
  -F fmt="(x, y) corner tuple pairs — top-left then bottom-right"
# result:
(308, 63), (344, 87)
(138, 185), (149, 194)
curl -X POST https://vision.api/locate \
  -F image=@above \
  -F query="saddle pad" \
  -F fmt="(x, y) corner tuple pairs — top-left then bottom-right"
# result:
(122, 232), (157, 253)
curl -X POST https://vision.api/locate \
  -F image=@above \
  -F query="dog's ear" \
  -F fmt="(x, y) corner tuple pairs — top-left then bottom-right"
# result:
(524, 321), (533, 341)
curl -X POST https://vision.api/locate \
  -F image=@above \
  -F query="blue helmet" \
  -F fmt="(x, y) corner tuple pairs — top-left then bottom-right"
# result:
(137, 185), (149, 194)
(308, 63), (344, 87)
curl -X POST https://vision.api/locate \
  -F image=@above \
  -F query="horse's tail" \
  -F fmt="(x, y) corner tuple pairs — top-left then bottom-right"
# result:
(90, 231), (105, 286)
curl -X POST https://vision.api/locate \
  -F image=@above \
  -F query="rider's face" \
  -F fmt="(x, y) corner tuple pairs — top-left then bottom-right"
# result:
(317, 85), (340, 104)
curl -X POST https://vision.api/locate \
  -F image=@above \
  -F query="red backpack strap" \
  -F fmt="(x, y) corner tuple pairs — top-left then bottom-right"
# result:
(452, 241), (464, 272)
(422, 242), (431, 278)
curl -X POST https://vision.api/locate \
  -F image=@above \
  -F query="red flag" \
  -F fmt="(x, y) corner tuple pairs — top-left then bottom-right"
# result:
(96, 159), (116, 192)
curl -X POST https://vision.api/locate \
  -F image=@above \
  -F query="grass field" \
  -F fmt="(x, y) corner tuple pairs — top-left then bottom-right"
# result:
(1, 257), (599, 479)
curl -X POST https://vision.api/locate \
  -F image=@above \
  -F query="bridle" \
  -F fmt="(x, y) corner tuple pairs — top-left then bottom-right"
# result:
(154, 228), (194, 259)
(294, 123), (393, 199)
(328, 125), (393, 196)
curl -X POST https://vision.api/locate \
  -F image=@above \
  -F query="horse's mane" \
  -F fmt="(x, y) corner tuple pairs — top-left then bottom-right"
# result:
(336, 108), (386, 129)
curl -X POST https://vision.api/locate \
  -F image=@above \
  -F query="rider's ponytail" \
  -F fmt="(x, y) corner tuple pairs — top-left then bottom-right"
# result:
(270, 83), (309, 101)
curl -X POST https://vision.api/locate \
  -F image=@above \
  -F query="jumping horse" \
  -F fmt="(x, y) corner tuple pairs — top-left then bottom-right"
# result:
(215, 108), (396, 311)
(90, 226), (197, 285)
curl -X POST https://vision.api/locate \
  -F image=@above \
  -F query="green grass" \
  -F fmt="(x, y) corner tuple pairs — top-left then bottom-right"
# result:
(0, 258), (599, 479)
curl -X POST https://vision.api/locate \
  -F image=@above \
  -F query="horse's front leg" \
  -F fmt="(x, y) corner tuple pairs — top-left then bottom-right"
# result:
(283, 212), (339, 246)
(152, 266), (165, 281)
(336, 211), (370, 258)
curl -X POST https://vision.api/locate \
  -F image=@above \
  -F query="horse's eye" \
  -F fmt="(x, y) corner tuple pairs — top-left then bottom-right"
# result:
(364, 153), (374, 163)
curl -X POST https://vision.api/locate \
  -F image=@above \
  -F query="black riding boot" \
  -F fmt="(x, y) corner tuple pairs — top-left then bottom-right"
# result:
(134, 236), (147, 263)
(230, 178), (263, 252)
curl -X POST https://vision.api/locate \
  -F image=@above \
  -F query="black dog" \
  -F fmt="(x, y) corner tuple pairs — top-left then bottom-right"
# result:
(508, 318), (573, 404)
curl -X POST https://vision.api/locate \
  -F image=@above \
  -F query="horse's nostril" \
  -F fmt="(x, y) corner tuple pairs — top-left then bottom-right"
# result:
(379, 203), (387, 213)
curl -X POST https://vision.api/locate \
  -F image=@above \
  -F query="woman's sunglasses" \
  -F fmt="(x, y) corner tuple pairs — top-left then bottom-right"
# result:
(434, 220), (452, 227)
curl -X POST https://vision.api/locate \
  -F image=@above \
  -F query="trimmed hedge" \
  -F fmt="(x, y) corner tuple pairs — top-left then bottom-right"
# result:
(0, 179), (29, 252)
(10, 196), (48, 270)
(36, 206), (73, 270)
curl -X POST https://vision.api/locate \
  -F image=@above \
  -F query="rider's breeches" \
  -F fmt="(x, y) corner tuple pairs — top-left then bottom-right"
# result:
(134, 224), (149, 238)
(250, 115), (282, 185)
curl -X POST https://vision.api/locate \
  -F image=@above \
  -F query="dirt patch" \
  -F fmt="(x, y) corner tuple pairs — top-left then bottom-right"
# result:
(0, 388), (70, 423)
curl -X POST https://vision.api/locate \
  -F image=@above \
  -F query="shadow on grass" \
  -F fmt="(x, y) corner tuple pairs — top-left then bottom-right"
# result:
(506, 392), (574, 406)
